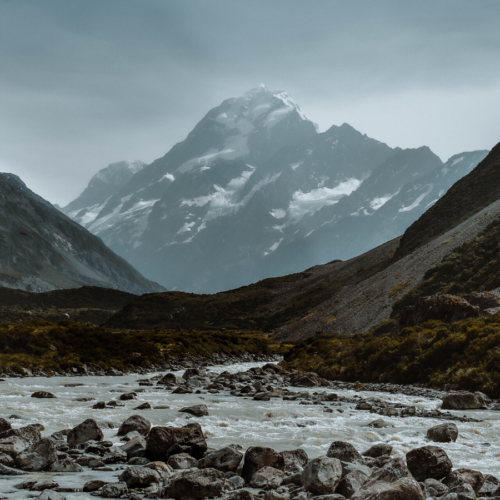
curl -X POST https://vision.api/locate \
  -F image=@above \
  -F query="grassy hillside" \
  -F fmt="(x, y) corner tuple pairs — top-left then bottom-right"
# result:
(393, 142), (500, 260)
(393, 215), (500, 315)
(0, 320), (285, 375)
(281, 312), (500, 397)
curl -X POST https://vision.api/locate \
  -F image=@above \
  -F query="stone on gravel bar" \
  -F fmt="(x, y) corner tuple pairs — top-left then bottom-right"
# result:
(163, 467), (225, 500)
(15, 437), (57, 471)
(362, 443), (393, 458)
(301, 456), (342, 495)
(168, 452), (198, 469)
(326, 441), (362, 463)
(67, 419), (103, 447)
(241, 446), (284, 483)
(100, 481), (128, 498)
(118, 465), (161, 488)
(118, 414), (151, 436)
(249, 466), (284, 488)
(197, 446), (243, 472)
(406, 445), (453, 482)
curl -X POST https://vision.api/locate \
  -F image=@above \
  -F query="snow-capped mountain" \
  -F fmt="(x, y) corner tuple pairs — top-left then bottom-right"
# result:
(63, 85), (488, 292)
(0, 173), (164, 294)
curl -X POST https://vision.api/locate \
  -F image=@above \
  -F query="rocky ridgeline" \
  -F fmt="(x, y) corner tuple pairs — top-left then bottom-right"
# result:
(0, 352), (281, 379)
(1, 365), (500, 499)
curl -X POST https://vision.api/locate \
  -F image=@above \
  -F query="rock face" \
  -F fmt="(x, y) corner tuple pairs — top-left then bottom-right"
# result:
(67, 419), (103, 447)
(326, 441), (362, 463)
(0, 173), (164, 295)
(441, 391), (487, 410)
(118, 466), (161, 488)
(14, 438), (57, 471)
(163, 468), (225, 500)
(406, 446), (453, 482)
(399, 295), (481, 330)
(146, 423), (207, 461)
(197, 446), (243, 472)
(301, 456), (343, 495)
(427, 423), (458, 443)
(117, 415), (151, 436)
(241, 446), (284, 483)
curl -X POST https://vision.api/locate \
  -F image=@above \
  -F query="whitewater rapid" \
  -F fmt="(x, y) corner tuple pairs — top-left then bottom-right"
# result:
(0, 361), (499, 498)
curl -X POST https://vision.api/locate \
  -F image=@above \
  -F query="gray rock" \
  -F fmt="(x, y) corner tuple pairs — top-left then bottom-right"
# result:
(0, 424), (42, 458)
(441, 391), (487, 410)
(100, 481), (128, 498)
(118, 465), (161, 488)
(50, 458), (83, 472)
(0, 451), (14, 466)
(0, 418), (12, 433)
(242, 446), (284, 483)
(118, 414), (151, 436)
(227, 490), (255, 500)
(228, 475), (246, 489)
(163, 467), (225, 500)
(427, 423), (459, 443)
(366, 419), (394, 428)
(440, 482), (476, 500)
(279, 449), (308, 474)
(179, 404), (209, 417)
(67, 419), (103, 447)
(362, 443), (393, 458)
(336, 470), (369, 498)
(31, 479), (59, 491)
(37, 491), (66, 500)
(31, 391), (56, 398)
(144, 460), (175, 479)
(198, 446), (243, 472)
(168, 452), (198, 469)
(102, 445), (128, 464)
(83, 479), (108, 492)
(121, 435), (147, 458)
(249, 466), (284, 488)
(128, 456), (149, 465)
(301, 456), (342, 495)
(424, 478), (449, 497)
(327, 441), (362, 463)
(0, 462), (27, 475)
(15, 437), (57, 471)
(479, 474), (500, 496)
(14, 479), (37, 490)
(442, 468), (485, 494)
(406, 446), (453, 482)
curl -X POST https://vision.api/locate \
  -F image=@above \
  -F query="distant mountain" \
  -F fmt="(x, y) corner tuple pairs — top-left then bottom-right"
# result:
(63, 85), (488, 292)
(63, 160), (145, 224)
(0, 173), (164, 294)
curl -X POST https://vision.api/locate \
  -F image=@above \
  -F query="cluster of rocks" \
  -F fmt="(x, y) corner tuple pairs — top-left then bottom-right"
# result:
(1, 412), (499, 500)
(0, 352), (281, 379)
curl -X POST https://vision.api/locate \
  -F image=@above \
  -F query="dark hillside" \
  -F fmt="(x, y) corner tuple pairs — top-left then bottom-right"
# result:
(393, 142), (500, 260)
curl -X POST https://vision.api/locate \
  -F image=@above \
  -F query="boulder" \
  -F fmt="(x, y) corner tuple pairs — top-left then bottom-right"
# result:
(442, 391), (487, 410)
(366, 419), (394, 428)
(119, 392), (137, 401)
(0, 451), (14, 466)
(337, 470), (370, 498)
(0, 418), (12, 433)
(144, 460), (174, 479)
(249, 466), (284, 488)
(31, 391), (56, 398)
(442, 468), (485, 494)
(406, 446), (453, 481)
(38, 491), (66, 500)
(50, 459), (83, 472)
(0, 462), (27, 475)
(135, 402), (152, 410)
(279, 449), (308, 474)
(362, 443), (393, 458)
(463, 291), (500, 310)
(326, 441), (362, 463)
(289, 372), (322, 387)
(0, 425), (41, 458)
(102, 445), (128, 464)
(228, 475), (246, 489)
(67, 419), (103, 447)
(183, 368), (203, 380)
(31, 478), (59, 491)
(157, 373), (180, 385)
(423, 478), (449, 497)
(440, 482), (476, 500)
(427, 423), (458, 443)
(100, 481), (128, 498)
(399, 294), (481, 329)
(253, 392), (270, 401)
(168, 452), (198, 469)
(146, 423), (207, 461)
(117, 415), (151, 436)
(351, 457), (423, 500)
(163, 467), (225, 500)
(241, 446), (284, 483)
(121, 435), (147, 458)
(262, 363), (282, 373)
(479, 474), (500, 496)
(118, 465), (161, 488)
(227, 490), (255, 500)
(83, 480), (108, 492)
(15, 437), (57, 471)
(179, 404), (209, 417)
(197, 446), (243, 472)
(301, 456), (342, 495)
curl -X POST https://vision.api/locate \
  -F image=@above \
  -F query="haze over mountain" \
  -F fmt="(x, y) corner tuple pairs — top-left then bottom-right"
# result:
(0, 172), (164, 294)
(63, 86), (488, 293)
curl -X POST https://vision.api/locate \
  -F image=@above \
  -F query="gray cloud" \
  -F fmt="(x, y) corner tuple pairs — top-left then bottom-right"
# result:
(1, 0), (499, 204)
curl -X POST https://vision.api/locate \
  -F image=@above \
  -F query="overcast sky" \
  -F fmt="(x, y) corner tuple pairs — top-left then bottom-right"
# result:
(1, 0), (500, 205)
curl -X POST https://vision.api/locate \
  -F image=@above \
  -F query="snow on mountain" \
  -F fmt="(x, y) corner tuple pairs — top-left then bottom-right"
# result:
(64, 86), (489, 293)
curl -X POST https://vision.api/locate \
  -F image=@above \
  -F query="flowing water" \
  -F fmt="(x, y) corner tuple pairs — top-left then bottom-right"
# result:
(0, 361), (499, 498)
